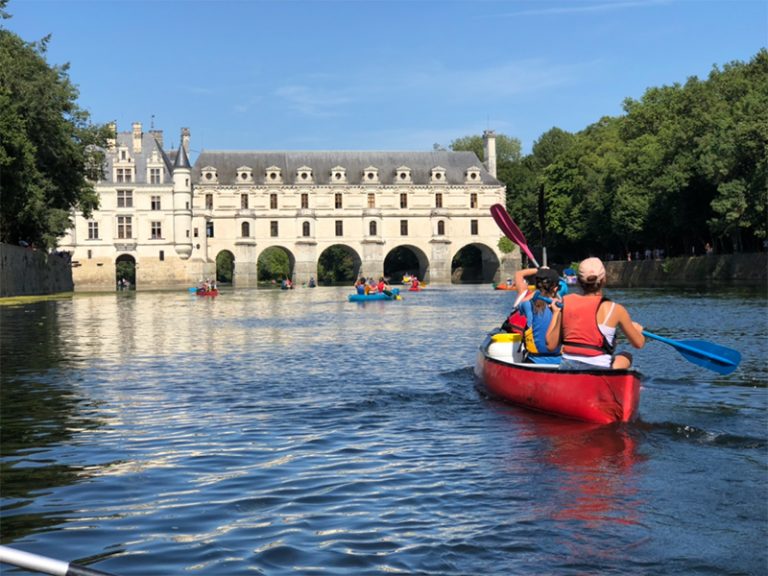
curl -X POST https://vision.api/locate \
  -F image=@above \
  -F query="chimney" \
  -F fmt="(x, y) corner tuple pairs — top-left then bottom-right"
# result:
(483, 130), (497, 179)
(149, 129), (164, 148)
(107, 121), (117, 151)
(132, 122), (143, 153)
(181, 128), (190, 154)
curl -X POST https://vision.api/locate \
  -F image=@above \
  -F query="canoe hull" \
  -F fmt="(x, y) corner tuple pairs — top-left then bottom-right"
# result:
(474, 335), (641, 424)
(348, 288), (400, 302)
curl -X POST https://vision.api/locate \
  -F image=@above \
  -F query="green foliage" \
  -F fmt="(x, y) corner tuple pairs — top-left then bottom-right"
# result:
(450, 133), (522, 164)
(497, 236), (515, 254)
(258, 247), (290, 281)
(216, 250), (234, 283)
(318, 245), (356, 284)
(0, 25), (110, 250)
(499, 49), (767, 259)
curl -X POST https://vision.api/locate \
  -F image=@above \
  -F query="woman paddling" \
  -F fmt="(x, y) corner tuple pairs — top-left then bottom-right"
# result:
(545, 257), (645, 370)
(514, 267), (563, 364)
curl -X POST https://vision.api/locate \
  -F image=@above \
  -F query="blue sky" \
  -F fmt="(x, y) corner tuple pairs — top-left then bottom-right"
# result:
(5, 0), (766, 157)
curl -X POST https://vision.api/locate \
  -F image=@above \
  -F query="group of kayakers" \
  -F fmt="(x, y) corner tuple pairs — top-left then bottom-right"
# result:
(198, 278), (217, 292)
(503, 257), (645, 370)
(354, 276), (391, 295)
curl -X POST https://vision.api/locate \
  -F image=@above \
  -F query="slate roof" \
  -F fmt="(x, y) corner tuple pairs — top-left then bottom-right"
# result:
(192, 150), (501, 186)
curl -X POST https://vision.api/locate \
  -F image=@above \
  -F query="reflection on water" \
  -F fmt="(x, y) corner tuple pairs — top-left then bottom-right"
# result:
(0, 286), (765, 575)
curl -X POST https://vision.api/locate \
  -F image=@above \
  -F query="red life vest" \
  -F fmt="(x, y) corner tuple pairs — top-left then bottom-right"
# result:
(561, 294), (615, 357)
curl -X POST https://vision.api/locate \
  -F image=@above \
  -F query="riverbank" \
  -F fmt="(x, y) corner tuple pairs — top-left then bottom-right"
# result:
(605, 253), (767, 288)
(0, 243), (73, 298)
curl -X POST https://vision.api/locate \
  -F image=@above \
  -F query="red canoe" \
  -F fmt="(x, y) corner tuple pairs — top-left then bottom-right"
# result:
(197, 288), (218, 297)
(474, 333), (641, 424)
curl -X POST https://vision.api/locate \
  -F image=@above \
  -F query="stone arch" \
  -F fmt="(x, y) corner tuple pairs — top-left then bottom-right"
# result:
(384, 244), (430, 283)
(451, 243), (500, 283)
(215, 249), (235, 284)
(317, 244), (362, 285)
(257, 245), (297, 283)
(115, 253), (136, 290)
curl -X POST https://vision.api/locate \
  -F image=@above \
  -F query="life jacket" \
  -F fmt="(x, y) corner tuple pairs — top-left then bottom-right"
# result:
(561, 294), (615, 357)
(520, 300), (560, 357)
(502, 309), (527, 336)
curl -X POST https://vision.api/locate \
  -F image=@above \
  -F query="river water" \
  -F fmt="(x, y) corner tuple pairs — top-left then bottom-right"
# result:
(1, 285), (766, 575)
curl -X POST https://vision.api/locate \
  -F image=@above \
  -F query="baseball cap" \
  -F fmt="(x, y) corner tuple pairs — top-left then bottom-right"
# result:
(578, 257), (606, 282)
(534, 267), (560, 286)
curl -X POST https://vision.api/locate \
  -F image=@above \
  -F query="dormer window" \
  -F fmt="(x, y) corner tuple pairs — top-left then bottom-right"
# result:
(297, 166), (313, 183)
(396, 166), (412, 184)
(237, 166), (253, 183)
(265, 166), (282, 183)
(431, 166), (447, 183)
(363, 166), (379, 184)
(201, 166), (218, 183)
(331, 165), (347, 184)
(465, 166), (482, 184)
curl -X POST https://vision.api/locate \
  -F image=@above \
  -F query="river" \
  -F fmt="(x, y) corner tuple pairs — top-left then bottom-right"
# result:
(1, 285), (766, 575)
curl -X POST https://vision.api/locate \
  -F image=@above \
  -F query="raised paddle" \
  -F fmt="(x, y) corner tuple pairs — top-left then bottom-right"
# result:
(531, 293), (741, 375)
(490, 204), (541, 267)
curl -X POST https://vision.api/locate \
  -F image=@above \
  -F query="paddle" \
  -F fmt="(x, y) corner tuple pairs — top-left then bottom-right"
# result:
(0, 545), (118, 576)
(490, 204), (540, 267)
(531, 293), (741, 375)
(641, 331), (741, 375)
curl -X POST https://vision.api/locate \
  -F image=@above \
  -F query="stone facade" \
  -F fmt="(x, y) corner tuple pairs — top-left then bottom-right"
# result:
(59, 123), (518, 290)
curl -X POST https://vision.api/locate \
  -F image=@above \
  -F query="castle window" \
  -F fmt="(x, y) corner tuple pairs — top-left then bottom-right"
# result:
(159, 250), (165, 261)
(206, 221), (214, 238)
(367, 193), (376, 208)
(150, 221), (162, 239)
(88, 221), (99, 240)
(87, 249), (92, 259)
(241, 222), (250, 237)
(301, 193), (309, 209)
(205, 194), (213, 209)
(335, 193), (343, 209)
(369, 221), (377, 236)
(400, 220), (408, 236)
(302, 221), (311, 237)
(435, 193), (443, 208)
(470, 193), (478, 209)
(241, 194), (249, 209)
(150, 168), (162, 184)
(400, 193), (408, 209)
(270, 221), (279, 237)
(117, 190), (133, 208)
(117, 216), (132, 239)
(270, 194), (278, 209)
(431, 167), (446, 183)
(151, 195), (161, 210)
(471, 219), (478, 235)
(116, 168), (133, 183)
(335, 220), (343, 237)
(437, 220), (445, 235)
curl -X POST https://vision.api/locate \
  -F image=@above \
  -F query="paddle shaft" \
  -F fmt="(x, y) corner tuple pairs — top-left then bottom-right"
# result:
(0, 546), (118, 576)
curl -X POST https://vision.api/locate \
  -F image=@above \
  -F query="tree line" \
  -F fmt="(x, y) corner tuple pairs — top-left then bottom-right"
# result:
(451, 50), (767, 263)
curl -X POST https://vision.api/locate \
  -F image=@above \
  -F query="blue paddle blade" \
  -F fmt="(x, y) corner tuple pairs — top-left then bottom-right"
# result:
(674, 340), (741, 375)
(643, 331), (742, 375)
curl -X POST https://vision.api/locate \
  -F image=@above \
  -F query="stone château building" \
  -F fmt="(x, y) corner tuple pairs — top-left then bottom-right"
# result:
(60, 122), (518, 290)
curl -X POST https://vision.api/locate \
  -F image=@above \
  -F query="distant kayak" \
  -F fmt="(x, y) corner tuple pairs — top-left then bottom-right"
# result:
(348, 289), (401, 302)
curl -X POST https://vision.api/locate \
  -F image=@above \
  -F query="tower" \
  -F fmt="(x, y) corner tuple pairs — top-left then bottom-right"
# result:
(172, 129), (193, 259)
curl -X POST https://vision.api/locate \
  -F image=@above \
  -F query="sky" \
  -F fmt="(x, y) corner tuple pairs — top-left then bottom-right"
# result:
(4, 0), (766, 158)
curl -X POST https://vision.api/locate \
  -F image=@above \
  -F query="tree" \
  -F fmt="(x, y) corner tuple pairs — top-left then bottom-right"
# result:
(0, 9), (110, 250)
(450, 133), (522, 164)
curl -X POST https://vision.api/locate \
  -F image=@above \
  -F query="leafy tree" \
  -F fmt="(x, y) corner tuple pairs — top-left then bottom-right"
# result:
(216, 250), (234, 283)
(318, 245), (356, 284)
(450, 133), (522, 164)
(0, 8), (110, 250)
(257, 247), (290, 281)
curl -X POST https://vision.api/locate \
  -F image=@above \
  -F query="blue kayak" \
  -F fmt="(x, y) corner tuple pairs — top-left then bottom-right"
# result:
(348, 288), (400, 302)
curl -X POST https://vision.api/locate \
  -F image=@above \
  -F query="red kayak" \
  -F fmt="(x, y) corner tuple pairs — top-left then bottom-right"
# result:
(197, 288), (218, 297)
(493, 283), (516, 291)
(474, 333), (641, 424)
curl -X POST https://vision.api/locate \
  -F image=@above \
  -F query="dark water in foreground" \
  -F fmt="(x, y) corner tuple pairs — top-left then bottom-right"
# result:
(1, 286), (766, 575)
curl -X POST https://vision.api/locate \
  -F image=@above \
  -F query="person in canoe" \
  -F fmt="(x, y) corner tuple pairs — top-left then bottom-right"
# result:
(505, 267), (563, 364)
(354, 277), (366, 295)
(545, 257), (645, 370)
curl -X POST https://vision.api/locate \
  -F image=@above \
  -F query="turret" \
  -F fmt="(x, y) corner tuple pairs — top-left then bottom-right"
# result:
(172, 129), (193, 259)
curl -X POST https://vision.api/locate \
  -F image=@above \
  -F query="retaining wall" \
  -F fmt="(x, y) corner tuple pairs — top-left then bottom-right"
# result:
(0, 243), (74, 298)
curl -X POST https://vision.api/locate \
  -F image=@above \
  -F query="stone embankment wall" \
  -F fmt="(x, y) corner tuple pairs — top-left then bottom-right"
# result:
(605, 253), (767, 288)
(0, 243), (74, 298)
